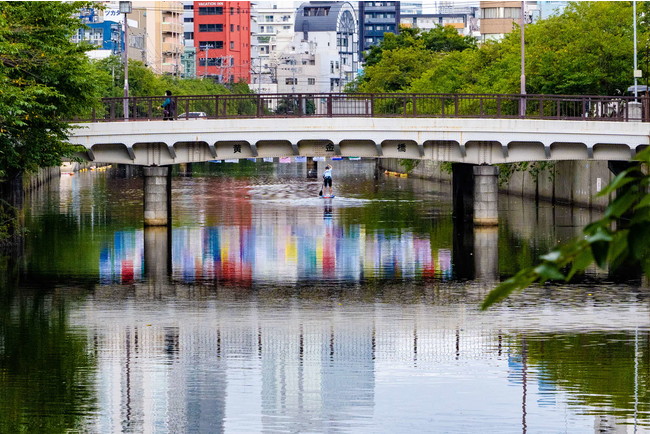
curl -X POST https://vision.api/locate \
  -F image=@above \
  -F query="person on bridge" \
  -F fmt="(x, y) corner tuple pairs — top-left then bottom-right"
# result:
(162, 90), (176, 120)
(322, 164), (333, 197)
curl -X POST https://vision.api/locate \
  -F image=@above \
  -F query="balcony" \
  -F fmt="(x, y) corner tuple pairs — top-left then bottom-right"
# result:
(162, 42), (182, 54)
(161, 4), (184, 14)
(162, 22), (183, 34)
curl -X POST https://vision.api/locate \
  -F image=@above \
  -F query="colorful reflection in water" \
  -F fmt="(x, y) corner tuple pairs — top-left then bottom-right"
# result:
(98, 226), (452, 285)
(99, 231), (144, 284)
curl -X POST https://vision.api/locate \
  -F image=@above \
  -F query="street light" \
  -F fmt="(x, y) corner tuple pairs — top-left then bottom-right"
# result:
(119, 1), (132, 120)
(519, 1), (526, 117)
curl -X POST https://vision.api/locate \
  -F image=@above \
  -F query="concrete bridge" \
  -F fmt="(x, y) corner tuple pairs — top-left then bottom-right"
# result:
(69, 93), (650, 227)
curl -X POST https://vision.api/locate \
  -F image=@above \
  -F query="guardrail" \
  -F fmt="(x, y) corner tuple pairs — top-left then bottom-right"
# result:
(74, 92), (650, 122)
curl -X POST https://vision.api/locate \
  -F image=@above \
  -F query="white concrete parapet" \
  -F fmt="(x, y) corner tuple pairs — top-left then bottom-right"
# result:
(70, 117), (650, 166)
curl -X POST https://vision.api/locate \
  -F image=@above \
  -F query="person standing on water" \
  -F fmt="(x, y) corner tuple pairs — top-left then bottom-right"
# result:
(322, 164), (333, 197)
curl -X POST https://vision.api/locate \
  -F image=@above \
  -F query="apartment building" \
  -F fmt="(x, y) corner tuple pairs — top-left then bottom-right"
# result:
(274, 1), (358, 94)
(250, 2), (299, 92)
(358, 1), (400, 59)
(193, 1), (251, 83)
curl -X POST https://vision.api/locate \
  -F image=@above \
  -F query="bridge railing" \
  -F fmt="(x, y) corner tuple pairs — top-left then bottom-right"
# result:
(75, 93), (650, 122)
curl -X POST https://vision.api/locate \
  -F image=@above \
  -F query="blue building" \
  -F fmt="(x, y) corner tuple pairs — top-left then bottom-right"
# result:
(74, 7), (124, 55)
(358, 1), (400, 60)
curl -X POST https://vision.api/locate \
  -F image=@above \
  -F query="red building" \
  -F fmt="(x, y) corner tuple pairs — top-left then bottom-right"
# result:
(193, 1), (251, 83)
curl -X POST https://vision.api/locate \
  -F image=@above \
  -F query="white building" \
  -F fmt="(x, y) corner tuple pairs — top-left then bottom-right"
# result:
(251, 2), (300, 93)
(274, 1), (358, 95)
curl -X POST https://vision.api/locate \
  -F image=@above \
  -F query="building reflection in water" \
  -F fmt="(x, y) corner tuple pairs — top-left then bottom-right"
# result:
(99, 219), (450, 287)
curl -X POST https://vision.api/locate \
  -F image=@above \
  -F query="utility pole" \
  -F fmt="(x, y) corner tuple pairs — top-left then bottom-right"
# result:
(258, 56), (262, 93)
(119, 1), (132, 121)
(205, 48), (209, 79)
(633, 0), (639, 101)
(519, 1), (526, 117)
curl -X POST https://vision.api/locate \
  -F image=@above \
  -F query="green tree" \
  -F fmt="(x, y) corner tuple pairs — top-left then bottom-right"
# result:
(358, 25), (477, 93)
(363, 26), (476, 68)
(406, 2), (639, 96)
(359, 45), (438, 93)
(0, 1), (109, 182)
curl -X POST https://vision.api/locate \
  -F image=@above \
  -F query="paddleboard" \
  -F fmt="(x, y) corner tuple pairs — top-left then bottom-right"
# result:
(321, 195), (335, 199)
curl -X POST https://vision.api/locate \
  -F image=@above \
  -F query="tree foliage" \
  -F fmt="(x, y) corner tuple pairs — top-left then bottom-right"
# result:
(406, 1), (639, 96)
(0, 1), (109, 181)
(357, 25), (477, 93)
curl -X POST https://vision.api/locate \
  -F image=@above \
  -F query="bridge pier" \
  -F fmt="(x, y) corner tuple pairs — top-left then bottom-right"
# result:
(143, 166), (171, 226)
(473, 165), (499, 226)
(452, 164), (499, 226)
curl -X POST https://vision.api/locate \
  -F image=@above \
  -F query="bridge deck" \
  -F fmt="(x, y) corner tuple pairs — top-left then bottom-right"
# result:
(70, 116), (650, 166)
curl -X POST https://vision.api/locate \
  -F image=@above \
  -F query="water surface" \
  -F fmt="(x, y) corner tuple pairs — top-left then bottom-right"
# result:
(1, 161), (648, 433)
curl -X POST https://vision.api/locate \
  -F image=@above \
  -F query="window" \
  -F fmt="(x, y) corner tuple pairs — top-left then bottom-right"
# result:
(308, 78), (315, 85)
(304, 7), (330, 16)
(504, 7), (522, 19)
(230, 41), (234, 49)
(199, 41), (224, 49)
(481, 7), (498, 19)
(199, 57), (224, 66)
(184, 17), (193, 23)
(199, 7), (223, 15)
(286, 78), (297, 85)
(183, 4), (193, 9)
(265, 15), (274, 22)
(230, 24), (234, 31)
(199, 24), (223, 32)
(230, 7), (234, 15)
(184, 31), (194, 40)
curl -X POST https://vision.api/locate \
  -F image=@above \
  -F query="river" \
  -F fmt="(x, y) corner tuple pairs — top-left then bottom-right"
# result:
(1, 160), (648, 433)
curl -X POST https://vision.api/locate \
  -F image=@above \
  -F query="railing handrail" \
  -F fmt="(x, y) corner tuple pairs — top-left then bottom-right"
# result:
(75, 92), (650, 123)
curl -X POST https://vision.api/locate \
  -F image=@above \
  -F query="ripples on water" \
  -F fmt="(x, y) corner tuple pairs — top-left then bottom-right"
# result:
(1, 163), (649, 433)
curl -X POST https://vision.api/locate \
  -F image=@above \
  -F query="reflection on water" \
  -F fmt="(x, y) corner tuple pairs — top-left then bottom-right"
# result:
(1, 163), (649, 432)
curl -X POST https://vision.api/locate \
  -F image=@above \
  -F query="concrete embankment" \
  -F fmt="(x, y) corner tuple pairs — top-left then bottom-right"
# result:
(379, 159), (614, 209)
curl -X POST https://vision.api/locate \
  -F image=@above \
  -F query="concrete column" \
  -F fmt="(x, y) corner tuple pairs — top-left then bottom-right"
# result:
(143, 166), (170, 226)
(629, 101), (642, 122)
(473, 165), (499, 226)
